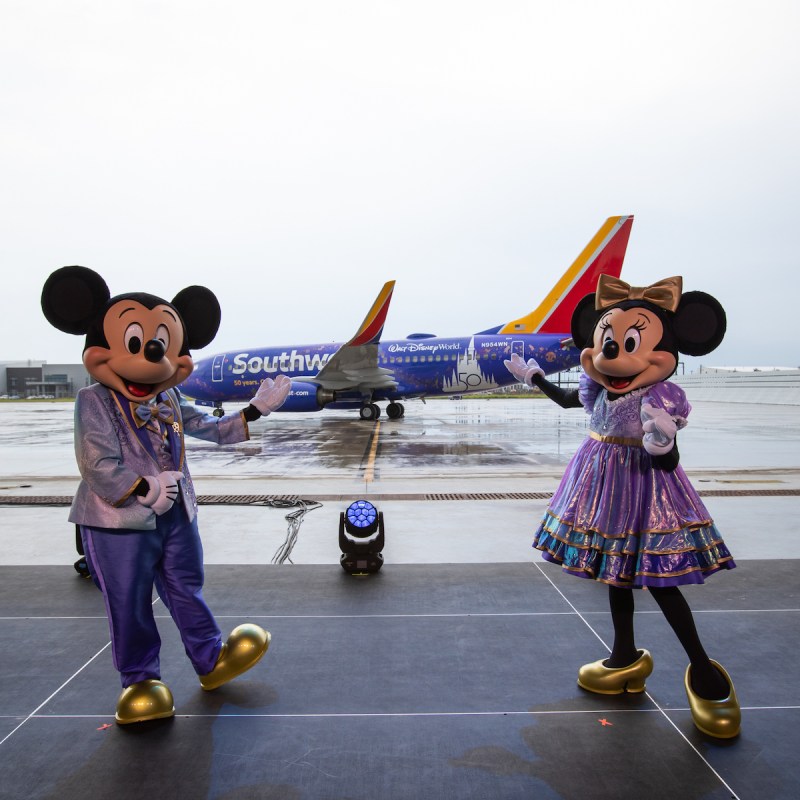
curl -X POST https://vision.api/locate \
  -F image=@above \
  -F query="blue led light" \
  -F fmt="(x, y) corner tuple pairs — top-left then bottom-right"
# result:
(346, 500), (377, 528)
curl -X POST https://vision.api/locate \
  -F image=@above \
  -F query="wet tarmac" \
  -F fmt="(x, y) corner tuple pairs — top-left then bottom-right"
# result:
(0, 397), (797, 566)
(2, 394), (799, 480)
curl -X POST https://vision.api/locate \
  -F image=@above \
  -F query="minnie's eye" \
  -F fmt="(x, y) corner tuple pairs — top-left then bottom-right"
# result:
(623, 327), (641, 353)
(155, 324), (170, 351)
(601, 327), (614, 344)
(124, 323), (144, 354)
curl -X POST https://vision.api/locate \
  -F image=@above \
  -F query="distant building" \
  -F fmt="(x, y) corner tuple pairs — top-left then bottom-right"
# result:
(1, 361), (93, 399)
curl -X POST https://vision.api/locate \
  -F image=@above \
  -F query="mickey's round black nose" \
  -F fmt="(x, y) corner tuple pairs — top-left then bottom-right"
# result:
(144, 339), (166, 363)
(602, 340), (619, 360)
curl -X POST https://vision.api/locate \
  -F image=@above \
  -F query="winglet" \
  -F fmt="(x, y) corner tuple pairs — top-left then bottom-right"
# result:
(347, 280), (396, 346)
(498, 215), (634, 335)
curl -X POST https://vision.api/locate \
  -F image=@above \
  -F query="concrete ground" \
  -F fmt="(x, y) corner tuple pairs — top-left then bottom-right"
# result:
(0, 397), (798, 799)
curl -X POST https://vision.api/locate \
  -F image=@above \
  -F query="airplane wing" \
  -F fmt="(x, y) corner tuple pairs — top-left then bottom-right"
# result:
(310, 281), (398, 393)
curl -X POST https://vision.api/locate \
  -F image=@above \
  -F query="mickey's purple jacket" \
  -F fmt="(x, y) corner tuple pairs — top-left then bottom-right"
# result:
(69, 382), (248, 528)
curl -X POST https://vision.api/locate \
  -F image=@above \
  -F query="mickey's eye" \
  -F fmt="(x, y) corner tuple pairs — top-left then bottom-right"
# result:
(155, 324), (170, 351)
(124, 323), (144, 354)
(623, 327), (641, 353)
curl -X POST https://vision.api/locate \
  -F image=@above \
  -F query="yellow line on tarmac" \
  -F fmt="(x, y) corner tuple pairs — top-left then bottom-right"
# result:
(363, 420), (381, 483)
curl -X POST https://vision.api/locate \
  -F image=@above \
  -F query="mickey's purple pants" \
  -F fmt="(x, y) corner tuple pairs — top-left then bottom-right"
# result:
(80, 503), (222, 688)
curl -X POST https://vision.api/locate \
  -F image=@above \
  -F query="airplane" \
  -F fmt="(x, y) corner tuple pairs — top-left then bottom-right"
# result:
(179, 215), (634, 420)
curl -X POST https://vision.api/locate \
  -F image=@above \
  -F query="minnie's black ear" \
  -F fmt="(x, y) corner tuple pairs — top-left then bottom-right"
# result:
(171, 286), (221, 350)
(672, 291), (726, 356)
(41, 266), (110, 335)
(571, 294), (599, 349)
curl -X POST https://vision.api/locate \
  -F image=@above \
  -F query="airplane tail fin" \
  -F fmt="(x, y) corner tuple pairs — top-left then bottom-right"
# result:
(347, 280), (396, 346)
(497, 215), (633, 335)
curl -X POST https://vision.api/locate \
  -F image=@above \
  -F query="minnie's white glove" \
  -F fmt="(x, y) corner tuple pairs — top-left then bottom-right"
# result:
(250, 375), (292, 416)
(137, 471), (184, 515)
(503, 353), (544, 386)
(641, 404), (678, 455)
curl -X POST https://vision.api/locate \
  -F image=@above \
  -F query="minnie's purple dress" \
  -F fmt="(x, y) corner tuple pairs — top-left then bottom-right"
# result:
(533, 376), (735, 587)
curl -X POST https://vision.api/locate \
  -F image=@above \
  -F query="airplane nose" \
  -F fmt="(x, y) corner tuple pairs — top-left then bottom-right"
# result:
(602, 340), (619, 360)
(144, 339), (166, 363)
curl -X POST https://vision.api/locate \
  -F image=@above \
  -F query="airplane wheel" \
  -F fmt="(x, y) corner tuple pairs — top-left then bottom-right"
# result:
(387, 402), (403, 419)
(359, 405), (375, 420)
(370, 403), (381, 419)
(213, 407), (224, 418)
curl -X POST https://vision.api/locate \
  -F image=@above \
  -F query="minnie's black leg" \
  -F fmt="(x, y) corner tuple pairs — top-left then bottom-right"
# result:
(648, 586), (728, 700)
(605, 585), (640, 668)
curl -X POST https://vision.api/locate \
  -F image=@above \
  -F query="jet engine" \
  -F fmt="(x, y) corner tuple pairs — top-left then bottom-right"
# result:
(275, 381), (336, 412)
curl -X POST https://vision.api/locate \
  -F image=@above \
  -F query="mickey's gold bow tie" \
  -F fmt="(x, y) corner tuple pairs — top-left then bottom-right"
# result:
(595, 275), (683, 312)
(131, 401), (174, 427)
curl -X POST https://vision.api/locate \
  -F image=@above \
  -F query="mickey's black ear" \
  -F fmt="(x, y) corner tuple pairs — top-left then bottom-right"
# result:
(41, 266), (110, 335)
(571, 294), (599, 349)
(171, 286), (221, 350)
(673, 291), (726, 356)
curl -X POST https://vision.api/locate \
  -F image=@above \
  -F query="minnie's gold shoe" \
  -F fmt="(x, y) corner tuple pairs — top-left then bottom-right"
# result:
(199, 624), (271, 691)
(115, 680), (175, 725)
(684, 660), (741, 739)
(577, 649), (653, 695)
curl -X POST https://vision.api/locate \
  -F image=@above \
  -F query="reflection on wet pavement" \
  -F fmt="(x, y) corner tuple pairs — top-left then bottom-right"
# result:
(215, 399), (591, 479)
(0, 398), (798, 483)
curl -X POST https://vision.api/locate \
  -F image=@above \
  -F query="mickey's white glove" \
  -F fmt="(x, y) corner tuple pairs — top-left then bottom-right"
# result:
(137, 471), (184, 515)
(641, 404), (678, 456)
(504, 353), (544, 386)
(250, 374), (292, 416)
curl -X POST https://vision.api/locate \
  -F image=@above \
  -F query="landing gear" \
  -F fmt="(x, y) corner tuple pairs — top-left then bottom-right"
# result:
(359, 403), (381, 421)
(212, 403), (224, 418)
(386, 402), (405, 419)
(359, 401), (405, 420)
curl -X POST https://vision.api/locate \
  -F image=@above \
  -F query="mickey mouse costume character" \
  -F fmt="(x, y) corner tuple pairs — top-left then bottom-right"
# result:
(505, 274), (741, 738)
(41, 266), (291, 725)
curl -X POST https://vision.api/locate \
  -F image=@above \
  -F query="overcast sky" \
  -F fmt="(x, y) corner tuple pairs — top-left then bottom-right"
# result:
(2, 0), (798, 371)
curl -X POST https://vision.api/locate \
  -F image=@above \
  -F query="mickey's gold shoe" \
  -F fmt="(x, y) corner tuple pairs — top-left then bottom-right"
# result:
(577, 649), (653, 695)
(199, 624), (271, 691)
(684, 660), (741, 739)
(115, 680), (175, 725)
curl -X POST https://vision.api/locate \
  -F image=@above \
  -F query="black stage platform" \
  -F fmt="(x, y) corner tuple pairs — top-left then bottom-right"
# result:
(1, 560), (798, 799)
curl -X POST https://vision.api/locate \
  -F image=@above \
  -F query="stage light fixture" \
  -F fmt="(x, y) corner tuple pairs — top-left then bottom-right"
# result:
(339, 500), (384, 575)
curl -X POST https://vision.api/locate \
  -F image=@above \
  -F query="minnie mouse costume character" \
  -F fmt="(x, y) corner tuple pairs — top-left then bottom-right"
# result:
(505, 274), (741, 738)
(42, 266), (291, 725)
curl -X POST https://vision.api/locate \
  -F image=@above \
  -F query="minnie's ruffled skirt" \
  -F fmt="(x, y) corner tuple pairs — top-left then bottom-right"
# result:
(533, 438), (735, 587)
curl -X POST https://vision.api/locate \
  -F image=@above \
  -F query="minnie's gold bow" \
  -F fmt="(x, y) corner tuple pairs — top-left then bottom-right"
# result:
(595, 275), (683, 312)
